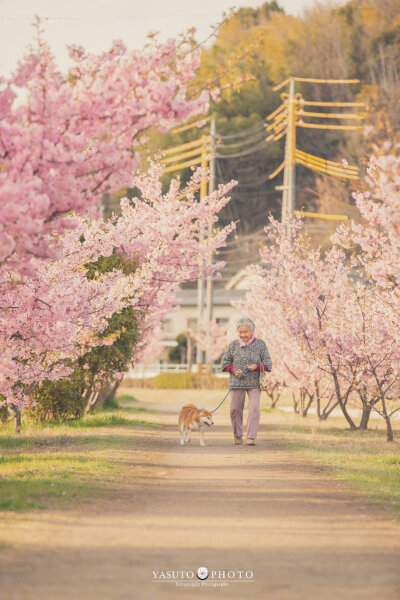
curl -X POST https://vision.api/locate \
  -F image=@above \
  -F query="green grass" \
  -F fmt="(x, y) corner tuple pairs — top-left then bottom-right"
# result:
(266, 410), (400, 519)
(0, 404), (161, 512)
(39, 414), (157, 428)
(0, 443), (125, 511)
(115, 394), (139, 403)
(0, 453), (114, 510)
(291, 441), (400, 517)
(119, 406), (153, 414)
(0, 432), (139, 452)
(8, 412), (161, 432)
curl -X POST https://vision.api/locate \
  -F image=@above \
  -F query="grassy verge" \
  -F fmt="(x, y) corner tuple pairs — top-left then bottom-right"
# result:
(0, 395), (161, 512)
(266, 408), (400, 520)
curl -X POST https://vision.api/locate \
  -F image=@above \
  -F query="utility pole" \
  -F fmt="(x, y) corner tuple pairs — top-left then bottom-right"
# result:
(159, 116), (213, 369)
(281, 78), (296, 224)
(205, 114), (216, 368)
(196, 134), (208, 366)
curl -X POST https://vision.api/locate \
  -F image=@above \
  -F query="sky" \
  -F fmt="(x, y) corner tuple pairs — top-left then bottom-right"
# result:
(0, 0), (326, 77)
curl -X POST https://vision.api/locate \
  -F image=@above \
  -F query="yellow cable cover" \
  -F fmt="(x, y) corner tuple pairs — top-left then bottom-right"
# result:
(268, 160), (286, 179)
(266, 103), (287, 121)
(294, 210), (349, 220)
(163, 136), (210, 155)
(266, 112), (288, 131)
(161, 146), (206, 165)
(301, 100), (365, 107)
(298, 110), (364, 120)
(294, 77), (360, 84)
(171, 117), (211, 134)
(296, 149), (358, 172)
(163, 157), (203, 174)
(296, 156), (358, 180)
(298, 122), (363, 131)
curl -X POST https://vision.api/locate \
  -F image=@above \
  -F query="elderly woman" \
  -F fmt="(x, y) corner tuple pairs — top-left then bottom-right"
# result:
(220, 318), (272, 446)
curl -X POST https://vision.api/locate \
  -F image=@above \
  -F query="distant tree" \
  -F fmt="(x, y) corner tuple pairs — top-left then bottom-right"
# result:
(168, 334), (188, 364)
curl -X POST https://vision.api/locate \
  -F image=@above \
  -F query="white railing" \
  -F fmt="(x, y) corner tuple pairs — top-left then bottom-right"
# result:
(125, 363), (227, 379)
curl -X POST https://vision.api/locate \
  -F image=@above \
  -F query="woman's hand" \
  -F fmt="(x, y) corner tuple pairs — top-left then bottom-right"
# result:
(247, 364), (258, 372)
(234, 369), (243, 377)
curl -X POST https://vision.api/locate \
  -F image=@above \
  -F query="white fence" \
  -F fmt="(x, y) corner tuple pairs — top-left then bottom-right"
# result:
(125, 363), (227, 379)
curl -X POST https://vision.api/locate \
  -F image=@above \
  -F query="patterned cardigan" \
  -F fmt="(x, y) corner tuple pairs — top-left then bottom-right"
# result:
(220, 338), (272, 389)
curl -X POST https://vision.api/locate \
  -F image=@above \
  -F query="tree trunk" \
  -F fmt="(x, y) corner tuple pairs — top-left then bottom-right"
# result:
(106, 377), (122, 404)
(318, 400), (340, 420)
(381, 397), (394, 442)
(316, 392), (321, 420)
(358, 404), (372, 430)
(384, 414), (394, 442)
(292, 392), (299, 414)
(299, 388), (305, 416)
(10, 404), (21, 434)
(328, 360), (357, 429)
(85, 389), (99, 414)
(0, 405), (8, 424)
(271, 390), (281, 408)
(266, 383), (280, 408)
(303, 392), (314, 417)
(186, 333), (192, 373)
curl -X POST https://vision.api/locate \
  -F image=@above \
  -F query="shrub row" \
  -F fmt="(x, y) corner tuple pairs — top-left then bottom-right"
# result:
(124, 372), (228, 390)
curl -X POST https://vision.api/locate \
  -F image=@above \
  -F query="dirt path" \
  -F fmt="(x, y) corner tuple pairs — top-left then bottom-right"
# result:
(1, 388), (400, 600)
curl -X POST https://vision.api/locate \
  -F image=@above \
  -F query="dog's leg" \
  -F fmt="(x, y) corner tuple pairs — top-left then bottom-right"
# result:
(199, 427), (206, 446)
(180, 423), (186, 445)
(184, 428), (190, 444)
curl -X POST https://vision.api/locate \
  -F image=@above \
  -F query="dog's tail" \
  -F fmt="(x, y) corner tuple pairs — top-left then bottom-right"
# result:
(181, 403), (196, 409)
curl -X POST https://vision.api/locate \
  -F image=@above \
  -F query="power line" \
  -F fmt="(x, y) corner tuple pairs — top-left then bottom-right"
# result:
(219, 178), (280, 189)
(0, 13), (222, 21)
(216, 138), (272, 159)
(218, 123), (265, 140)
(217, 131), (267, 150)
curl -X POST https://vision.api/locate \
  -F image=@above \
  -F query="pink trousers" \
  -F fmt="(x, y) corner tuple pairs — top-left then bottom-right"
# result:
(230, 388), (261, 439)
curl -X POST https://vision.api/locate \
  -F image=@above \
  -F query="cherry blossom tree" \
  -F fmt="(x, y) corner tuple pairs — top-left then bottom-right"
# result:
(235, 231), (342, 417)
(333, 151), (400, 441)
(1, 162), (236, 423)
(238, 215), (374, 429)
(239, 159), (400, 442)
(0, 29), (239, 430)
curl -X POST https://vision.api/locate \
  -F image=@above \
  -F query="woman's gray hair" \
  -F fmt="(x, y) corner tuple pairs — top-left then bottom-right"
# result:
(236, 317), (255, 332)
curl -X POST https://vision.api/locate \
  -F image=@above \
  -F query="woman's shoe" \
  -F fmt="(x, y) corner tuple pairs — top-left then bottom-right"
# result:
(246, 438), (256, 446)
(234, 436), (243, 445)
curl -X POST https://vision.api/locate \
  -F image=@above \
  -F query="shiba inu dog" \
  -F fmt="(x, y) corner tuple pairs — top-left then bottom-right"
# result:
(178, 404), (214, 446)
